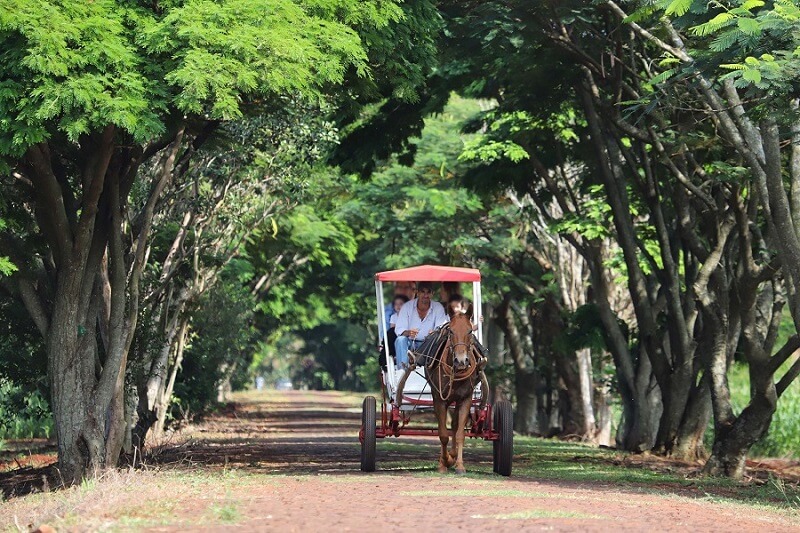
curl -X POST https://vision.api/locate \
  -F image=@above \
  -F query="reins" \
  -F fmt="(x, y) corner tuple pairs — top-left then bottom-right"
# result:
(430, 322), (478, 402)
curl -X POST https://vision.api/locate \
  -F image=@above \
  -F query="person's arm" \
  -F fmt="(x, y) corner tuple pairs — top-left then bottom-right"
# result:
(471, 313), (483, 331)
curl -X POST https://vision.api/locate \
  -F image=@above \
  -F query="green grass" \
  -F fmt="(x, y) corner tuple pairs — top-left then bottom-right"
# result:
(511, 436), (800, 512)
(375, 435), (799, 510)
(361, 431), (799, 514)
(475, 509), (607, 520)
(210, 502), (241, 523)
(728, 362), (800, 458)
(0, 468), (264, 531)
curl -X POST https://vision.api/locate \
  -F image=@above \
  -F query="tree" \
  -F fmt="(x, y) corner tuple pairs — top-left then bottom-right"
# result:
(605, 0), (800, 477)
(129, 100), (341, 448)
(0, 0), (411, 483)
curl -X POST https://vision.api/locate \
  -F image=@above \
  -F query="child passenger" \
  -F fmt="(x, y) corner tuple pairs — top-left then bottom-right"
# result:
(389, 295), (409, 330)
(387, 295), (409, 357)
(448, 294), (479, 331)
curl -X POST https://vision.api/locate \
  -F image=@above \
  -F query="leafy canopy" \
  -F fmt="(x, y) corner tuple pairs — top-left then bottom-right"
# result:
(634, 0), (800, 94)
(0, 0), (401, 159)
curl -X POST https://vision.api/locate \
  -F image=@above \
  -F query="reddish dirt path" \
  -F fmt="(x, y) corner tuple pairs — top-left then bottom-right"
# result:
(151, 391), (799, 532)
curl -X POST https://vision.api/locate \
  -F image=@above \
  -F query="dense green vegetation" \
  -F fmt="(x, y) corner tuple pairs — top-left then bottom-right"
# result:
(3, 0), (800, 485)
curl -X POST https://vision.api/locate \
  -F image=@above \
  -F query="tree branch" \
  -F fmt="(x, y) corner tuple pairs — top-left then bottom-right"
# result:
(768, 335), (800, 377)
(24, 143), (73, 266)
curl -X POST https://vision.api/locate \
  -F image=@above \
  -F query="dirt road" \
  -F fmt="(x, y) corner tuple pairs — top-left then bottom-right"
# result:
(144, 390), (798, 532)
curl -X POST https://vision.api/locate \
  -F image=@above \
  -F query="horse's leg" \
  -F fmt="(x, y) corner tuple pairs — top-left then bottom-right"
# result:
(453, 399), (471, 474)
(433, 398), (451, 473)
(448, 398), (464, 464)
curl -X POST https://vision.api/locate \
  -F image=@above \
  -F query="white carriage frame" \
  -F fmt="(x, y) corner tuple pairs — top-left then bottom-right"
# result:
(374, 269), (483, 410)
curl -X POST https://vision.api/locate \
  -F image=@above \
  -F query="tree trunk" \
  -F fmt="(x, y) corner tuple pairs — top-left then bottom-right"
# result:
(49, 308), (105, 484)
(510, 356), (539, 433)
(653, 370), (695, 455)
(495, 297), (541, 433)
(485, 304), (506, 403)
(593, 384), (613, 446)
(619, 351), (661, 451)
(672, 378), (712, 460)
(705, 397), (775, 478)
(133, 308), (184, 446)
(103, 360), (128, 467)
(153, 319), (190, 440)
(557, 347), (595, 438)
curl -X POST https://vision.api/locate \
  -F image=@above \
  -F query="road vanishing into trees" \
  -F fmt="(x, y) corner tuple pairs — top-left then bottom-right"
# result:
(143, 391), (799, 532)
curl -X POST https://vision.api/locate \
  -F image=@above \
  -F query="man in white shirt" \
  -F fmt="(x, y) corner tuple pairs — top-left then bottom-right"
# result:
(394, 281), (448, 369)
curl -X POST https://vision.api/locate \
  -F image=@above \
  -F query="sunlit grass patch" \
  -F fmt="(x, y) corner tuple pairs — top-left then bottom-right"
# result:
(0, 468), (266, 531)
(404, 489), (559, 498)
(317, 474), (396, 483)
(473, 509), (607, 520)
(509, 435), (800, 514)
(518, 461), (687, 485)
(209, 502), (241, 524)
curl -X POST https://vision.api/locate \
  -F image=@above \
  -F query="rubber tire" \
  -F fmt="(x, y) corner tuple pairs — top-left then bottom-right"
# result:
(493, 400), (513, 476)
(492, 405), (500, 473)
(360, 396), (377, 472)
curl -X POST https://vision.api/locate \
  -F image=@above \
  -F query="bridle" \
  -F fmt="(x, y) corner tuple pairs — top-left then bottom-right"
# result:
(431, 317), (478, 402)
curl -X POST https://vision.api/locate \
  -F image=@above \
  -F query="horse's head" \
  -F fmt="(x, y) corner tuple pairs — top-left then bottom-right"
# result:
(447, 313), (473, 371)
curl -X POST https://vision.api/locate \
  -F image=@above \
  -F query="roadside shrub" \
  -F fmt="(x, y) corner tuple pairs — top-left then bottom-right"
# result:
(0, 380), (53, 439)
(170, 277), (258, 421)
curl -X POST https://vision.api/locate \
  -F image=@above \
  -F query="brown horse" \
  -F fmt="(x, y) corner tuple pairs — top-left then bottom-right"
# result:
(425, 312), (484, 474)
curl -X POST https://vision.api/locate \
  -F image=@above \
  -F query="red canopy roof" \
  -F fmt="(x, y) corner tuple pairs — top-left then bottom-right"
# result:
(375, 265), (481, 282)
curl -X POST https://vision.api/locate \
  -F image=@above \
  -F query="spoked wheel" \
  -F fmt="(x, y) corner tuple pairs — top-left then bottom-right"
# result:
(492, 400), (513, 476)
(360, 396), (377, 472)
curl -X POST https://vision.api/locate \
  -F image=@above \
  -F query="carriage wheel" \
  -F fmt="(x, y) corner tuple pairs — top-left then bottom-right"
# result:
(360, 396), (377, 472)
(492, 400), (513, 476)
(492, 406), (499, 473)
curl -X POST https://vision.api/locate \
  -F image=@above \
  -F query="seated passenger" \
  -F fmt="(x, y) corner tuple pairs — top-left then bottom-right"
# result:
(380, 282), (415, 345)
(394, 281), (448, 370)
(439, 281), (462, 308)
(448, 294), (479, 331)
(386, 294), (409, 358)
(448, 294), (489, 368)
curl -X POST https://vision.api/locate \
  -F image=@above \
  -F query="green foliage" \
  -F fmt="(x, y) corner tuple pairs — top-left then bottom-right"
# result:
(0, 295), (46, 389)
(170, 273), (259, 420)
(344, 95), (487, 269)
(551, 185), (612, 240)
(0, 379), (53, 439)
(0, 0), (404, 163)
(460, 139), (530, 163)
(251, 185), (361, 331)
(0, 219), (16, 276)
(139, 0), (379, 118)
(665, 0), (693, 17)
(0, 257), (15, 277)
(649, 0), (800, 94)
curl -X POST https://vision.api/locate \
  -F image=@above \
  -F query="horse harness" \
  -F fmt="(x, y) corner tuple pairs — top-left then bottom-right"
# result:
(416, 322), (481, 402)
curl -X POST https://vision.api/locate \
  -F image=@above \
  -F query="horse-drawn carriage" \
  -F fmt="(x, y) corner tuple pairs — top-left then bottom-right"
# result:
(359, 265), (513, 475)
